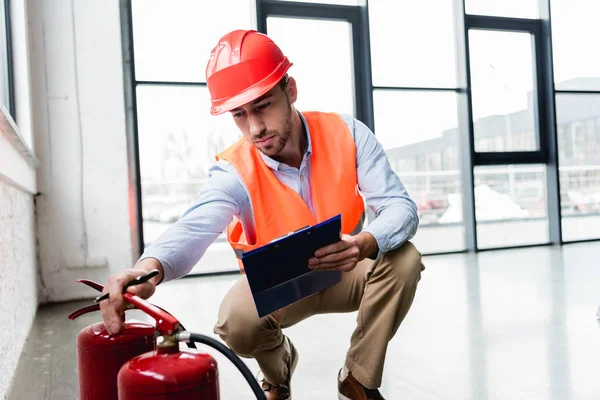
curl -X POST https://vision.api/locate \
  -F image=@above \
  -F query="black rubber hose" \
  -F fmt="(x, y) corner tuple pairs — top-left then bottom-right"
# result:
(188, 333), (266, 400)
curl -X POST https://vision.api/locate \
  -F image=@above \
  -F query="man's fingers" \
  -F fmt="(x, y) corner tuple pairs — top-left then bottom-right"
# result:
(99, 292), (124, 335)
(309, 261), (357, 272)
(314, 240), (350, 258)
(310, 252), (345, 265)
(311, 261), (346, 270)
(310, 247), (359, 265)
(126, 282), (155, 299)
(100, 270), (148, 335)
(309, 257), (357, 270)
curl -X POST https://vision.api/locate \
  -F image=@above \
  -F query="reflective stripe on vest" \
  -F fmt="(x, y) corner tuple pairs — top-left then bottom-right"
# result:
(217, 111), (366, 271)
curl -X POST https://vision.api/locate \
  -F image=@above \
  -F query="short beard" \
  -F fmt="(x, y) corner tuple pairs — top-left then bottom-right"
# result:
(260, 98), (293, 157)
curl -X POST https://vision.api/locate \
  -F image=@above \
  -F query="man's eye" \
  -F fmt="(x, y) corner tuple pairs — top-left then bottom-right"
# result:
(257, 102), (270, 110)
(233, 111), (244, 118)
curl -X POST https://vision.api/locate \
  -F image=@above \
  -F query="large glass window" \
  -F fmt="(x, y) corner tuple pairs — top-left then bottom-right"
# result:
(552, 0), (600, 242)
(469, 30), (539, 153)
(132, 0), (254, 82)
(374, 91), (464, 253)
(474, 164), (549, 249)
(129, 0), (600, 267)
(465, 0), (539, 19)
(369, 0), (462, 253)
(132, 0), (253, 274)
(551, 0), (600, 91)
(369, 0), (457, 88)
(266, 17), (355, 115)
(556, 94), (600, 242)
(136, 85), (241, 273)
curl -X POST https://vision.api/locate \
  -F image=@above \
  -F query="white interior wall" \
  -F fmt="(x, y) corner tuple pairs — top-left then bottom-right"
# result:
(29, 0), (134, 302)
(0, 181), (37, 400)
(0, 1), (38, 398)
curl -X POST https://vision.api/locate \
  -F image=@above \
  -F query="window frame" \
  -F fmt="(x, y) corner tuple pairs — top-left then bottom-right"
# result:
(2, 0), (15, 119)
(121, 0), (600, 272)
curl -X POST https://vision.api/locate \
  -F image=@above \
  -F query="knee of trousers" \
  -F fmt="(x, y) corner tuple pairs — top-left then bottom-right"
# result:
(215, 308), (281, 356)
(379, 241), (424, 285)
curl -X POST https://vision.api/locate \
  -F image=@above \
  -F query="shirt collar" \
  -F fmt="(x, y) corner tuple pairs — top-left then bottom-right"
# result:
(259, 111), (312, 171)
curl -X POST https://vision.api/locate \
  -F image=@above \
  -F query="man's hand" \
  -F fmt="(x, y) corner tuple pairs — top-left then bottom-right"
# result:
(99, 258), (163, 335)
(308, 232), (378, 272)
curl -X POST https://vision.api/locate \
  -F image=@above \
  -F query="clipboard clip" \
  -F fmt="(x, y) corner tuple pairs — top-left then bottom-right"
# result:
(270, 225), (311, 243)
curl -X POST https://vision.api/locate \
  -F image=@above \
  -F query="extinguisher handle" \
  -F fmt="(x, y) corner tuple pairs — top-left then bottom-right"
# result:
(122, 292), (180, 335)
(70, 279), (181, 336)
(68, 304), (101, 320)
(93, 270), (160, 303)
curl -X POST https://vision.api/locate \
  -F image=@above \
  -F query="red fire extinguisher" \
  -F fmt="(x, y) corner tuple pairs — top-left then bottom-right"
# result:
(69, 274), (266, 400)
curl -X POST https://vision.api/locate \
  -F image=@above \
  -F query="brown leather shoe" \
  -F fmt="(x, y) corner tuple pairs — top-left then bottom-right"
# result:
(338, 369), (386, 400)
(261, 336), (298, 400)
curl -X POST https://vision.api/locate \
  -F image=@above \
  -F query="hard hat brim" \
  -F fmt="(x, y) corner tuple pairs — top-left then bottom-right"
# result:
(210, 59), (292, 116)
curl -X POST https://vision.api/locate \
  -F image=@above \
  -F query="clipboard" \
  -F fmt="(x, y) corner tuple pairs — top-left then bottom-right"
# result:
(241, 214), (343, 317)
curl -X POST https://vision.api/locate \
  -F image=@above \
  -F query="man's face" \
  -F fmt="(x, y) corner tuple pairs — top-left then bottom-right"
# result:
(229, 79), (296, 158)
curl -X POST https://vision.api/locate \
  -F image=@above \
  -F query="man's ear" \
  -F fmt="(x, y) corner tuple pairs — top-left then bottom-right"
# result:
(286, 76), (298, 104)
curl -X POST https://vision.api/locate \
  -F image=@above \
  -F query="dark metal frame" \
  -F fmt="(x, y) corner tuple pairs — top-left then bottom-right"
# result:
(538, 0), (563, 245)
(465, 15), (548, 167)
(120, 0), (145, 257)
(454, 1), (567, 249)
(3, 0), (15, 119)
(373, 86), (461, 93)
(136, 80), (207, 87)
(555, 90), (600, 95)
(120, 0), (599, 276)
(453, 0), (478, 251)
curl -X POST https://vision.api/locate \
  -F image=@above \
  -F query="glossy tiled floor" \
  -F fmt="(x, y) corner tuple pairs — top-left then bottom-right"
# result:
(9, 242), (600, 399)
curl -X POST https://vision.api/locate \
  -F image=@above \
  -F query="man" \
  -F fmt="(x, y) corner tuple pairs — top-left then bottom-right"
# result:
(100, 30), (424, 400)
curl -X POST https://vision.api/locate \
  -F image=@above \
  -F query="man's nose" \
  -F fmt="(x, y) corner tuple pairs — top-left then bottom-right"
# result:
(248, 115), (266, 137)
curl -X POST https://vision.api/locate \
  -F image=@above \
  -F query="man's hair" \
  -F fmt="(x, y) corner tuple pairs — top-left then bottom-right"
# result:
(278, 74), (290, 90)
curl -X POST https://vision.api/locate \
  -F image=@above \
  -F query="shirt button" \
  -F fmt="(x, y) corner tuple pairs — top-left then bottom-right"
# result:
(300, 175), (304, 181)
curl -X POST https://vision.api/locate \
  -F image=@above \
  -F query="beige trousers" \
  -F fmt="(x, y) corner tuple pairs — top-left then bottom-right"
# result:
(213, 241), (425, 389)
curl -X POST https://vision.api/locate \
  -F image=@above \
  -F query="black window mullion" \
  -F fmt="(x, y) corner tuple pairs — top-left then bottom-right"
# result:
(468, 18), (548, 166)
(454, 0), (478, 251)
(539, 0), (562, 244)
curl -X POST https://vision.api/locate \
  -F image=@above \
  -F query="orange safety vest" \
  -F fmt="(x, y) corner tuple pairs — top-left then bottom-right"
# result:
(216, 111), (365, 271)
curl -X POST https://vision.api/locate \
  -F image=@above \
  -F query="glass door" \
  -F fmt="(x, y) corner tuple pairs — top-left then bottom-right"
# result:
(465, 15), (553, 249)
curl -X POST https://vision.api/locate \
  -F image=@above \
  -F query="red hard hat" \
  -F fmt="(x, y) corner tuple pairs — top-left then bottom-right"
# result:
(206, 30), (292, 115)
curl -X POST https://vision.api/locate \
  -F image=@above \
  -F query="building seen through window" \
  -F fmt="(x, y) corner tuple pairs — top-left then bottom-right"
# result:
(386, 78), (600, 224)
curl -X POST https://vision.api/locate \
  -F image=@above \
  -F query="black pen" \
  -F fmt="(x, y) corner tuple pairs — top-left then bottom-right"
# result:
(94, 269), (160, 303)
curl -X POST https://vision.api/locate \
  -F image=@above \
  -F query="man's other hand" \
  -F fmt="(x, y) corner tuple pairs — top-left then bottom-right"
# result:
(308, 232), (378, 272)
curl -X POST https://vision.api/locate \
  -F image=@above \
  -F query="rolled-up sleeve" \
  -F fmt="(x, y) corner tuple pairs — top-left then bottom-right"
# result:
(341, 115), (419, 254)
(138, 161), (248, 282)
